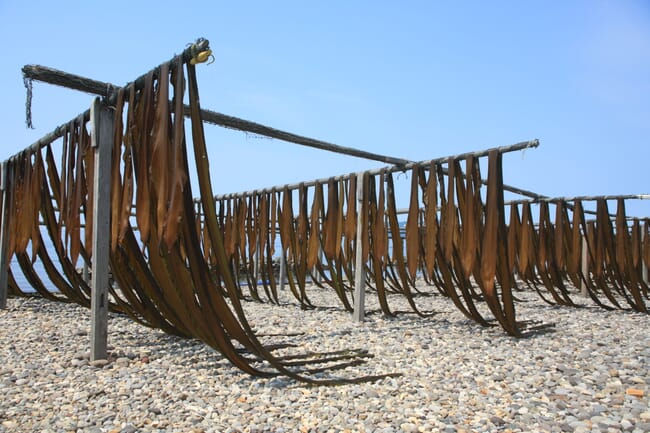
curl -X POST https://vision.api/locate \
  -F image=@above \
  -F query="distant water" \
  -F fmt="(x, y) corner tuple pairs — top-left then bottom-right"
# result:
(11, 222), (408, 295)
(10, 230), (60, 294)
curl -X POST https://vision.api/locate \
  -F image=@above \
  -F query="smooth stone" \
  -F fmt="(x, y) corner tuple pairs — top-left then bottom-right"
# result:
(518, 407), (529, 415)
(366, 389), (380, 398)
(73, 351), (88, 360)
(89, 359), (110, 368)
(115, 357), (130, 366)
(71, 358), (88, 367)
(1, 291), (650, 433)
(399, 422), (417, 433)
(620, 419), (634, 431)
(490, 416), (506, 426)
(149, 407), (162, 415)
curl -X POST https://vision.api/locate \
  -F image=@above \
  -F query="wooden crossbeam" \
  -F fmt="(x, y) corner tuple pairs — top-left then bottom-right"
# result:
(22, 65), (411, 166)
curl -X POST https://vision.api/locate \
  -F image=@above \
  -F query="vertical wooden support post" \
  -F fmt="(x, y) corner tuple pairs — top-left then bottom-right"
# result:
(279, 252), (286, 291)
(82, 262), (90, 284)
(315, 246), (324, 283)
(580, 234), (588, 297)
(353, 173), (366, 322)
(90, 97), (114, 361)
(253, 238), (260, 282)
(642, 229), (649, 285)
(0, 162), (10, 309)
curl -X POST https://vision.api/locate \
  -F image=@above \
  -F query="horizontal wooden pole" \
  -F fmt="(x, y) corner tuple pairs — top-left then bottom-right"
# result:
(18, 61), (550, 204)
(505, 194), (650, 220)
(508, 194), (650, 204)
(17, 54), (551, 207)
(213, 139), (540, 199)
(23, 65), (121, 99)
(6, 39), (211, 163)
(23, 38), (209, 107)
(187, 106), (411, 165)
(22, 65), (410, 166)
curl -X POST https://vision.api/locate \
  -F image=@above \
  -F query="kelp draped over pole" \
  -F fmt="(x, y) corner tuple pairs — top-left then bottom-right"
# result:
(208, 145), (650, 336)
(3, 38), (649, 383)
(3, 39), (396, 384)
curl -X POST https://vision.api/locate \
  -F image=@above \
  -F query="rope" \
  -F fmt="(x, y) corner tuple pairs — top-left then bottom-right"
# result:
(23, 76), (34, 129)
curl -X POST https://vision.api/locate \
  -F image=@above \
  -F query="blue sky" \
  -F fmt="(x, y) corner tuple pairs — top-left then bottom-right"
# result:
(1, 1), (649, 216)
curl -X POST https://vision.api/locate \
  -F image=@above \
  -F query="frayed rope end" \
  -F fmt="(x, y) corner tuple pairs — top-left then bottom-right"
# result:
(23, 75), (34, 129)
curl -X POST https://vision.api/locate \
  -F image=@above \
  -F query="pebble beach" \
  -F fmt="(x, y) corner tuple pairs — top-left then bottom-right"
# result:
(1, 284), (649, 433)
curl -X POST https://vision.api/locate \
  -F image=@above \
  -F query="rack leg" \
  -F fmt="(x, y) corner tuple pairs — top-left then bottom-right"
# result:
(90, 98), (114, 362)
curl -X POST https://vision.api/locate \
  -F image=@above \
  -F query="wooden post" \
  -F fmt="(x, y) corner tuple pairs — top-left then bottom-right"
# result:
(82, 262), (90, 284)
(353, 173), (366, 322)
(0, 162), (10, 309)
(580, 235), (589, 297)
(642, 229), (649, 285)
(316, 246), (323, 284)
(90, 97), (114, 361)
(253, 238), (260, 283)
(278, 252), (286, 291)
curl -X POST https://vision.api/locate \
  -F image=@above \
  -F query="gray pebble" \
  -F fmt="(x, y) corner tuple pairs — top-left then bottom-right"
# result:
(635, 423), (650, 432)
(0, 290), (648, 433)
(89, 359), (109, 368)
(490, 416), (506, 426)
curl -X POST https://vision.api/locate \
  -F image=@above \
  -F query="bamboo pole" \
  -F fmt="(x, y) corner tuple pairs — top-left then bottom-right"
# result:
(89, 97), (114, 361)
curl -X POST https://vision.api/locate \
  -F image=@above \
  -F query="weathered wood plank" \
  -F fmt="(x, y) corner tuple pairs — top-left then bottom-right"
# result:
(353, 173), (366, 322)
(642, 229), (649, 285)
(580, 235), (589, 298)
(90, 97), (114, 361)
(279, 251), (286, 291)
(0, 162), (10, 309)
